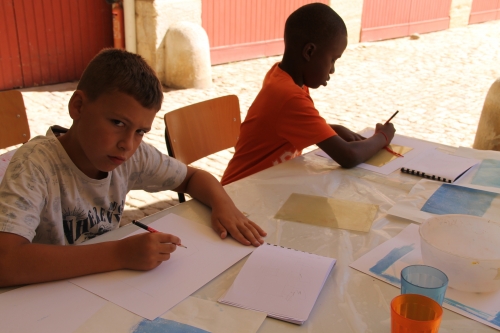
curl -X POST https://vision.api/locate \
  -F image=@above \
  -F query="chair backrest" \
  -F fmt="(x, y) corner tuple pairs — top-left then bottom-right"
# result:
(164, 95), (241, 165)
(0, 90), (30, 149)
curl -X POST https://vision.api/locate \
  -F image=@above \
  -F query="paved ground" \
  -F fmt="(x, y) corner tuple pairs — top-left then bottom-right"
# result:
(2, 20), (500, 224)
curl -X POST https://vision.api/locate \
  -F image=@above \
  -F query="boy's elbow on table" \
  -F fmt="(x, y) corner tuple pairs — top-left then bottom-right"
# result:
(336, 152), (362, 169)
(0, 256), (18, 287)
(328, 147), (361, 168)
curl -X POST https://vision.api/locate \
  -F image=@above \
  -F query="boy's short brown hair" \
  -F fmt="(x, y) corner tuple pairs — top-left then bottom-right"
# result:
(284, 3), (347, 48)
(77, 48), (163, 110)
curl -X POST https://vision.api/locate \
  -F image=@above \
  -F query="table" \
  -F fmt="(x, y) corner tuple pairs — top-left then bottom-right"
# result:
(2, 143), (497, 332)
(87, 142), (498, 332)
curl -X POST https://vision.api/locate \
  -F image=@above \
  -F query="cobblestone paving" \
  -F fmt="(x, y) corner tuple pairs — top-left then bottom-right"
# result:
(2, 20), (500, 224)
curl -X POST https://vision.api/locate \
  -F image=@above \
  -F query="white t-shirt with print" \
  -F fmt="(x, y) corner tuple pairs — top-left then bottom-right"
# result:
(0, 130), (187, 245)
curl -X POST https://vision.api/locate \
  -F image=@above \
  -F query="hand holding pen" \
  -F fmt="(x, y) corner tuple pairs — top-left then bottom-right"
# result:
(117, 223), (183, 271)
(378, 110), (401, 157)
(132, 220), (187, 248)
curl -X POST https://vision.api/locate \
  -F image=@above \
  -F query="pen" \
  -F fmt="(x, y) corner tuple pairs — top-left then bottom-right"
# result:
(132, 220), (187, 248)
(384, 146), (404, 158)
(384, 110), (399, 125)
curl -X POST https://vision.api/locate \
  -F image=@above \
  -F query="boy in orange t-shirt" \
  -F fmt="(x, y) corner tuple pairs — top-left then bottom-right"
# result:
(221, 3), (395, 185)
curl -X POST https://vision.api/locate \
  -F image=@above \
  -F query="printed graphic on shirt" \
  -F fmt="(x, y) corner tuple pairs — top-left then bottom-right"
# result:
(62, 200), (124, 244)
(272, 149), (301, 166)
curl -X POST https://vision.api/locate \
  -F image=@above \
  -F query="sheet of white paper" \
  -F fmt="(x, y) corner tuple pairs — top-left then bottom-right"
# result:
(315, 129), (436, 175)
(454, 147), (500, 193)
(75, 296), (266, 333)
(219, 243), (336, 324)
(70, 214), (255, 320)
(0, 280), (106, 333)
(0, 149), (17, 183)
(388, 179), (500, 224)
(400, 148), (480, 182)
(350, 224), (500, 331)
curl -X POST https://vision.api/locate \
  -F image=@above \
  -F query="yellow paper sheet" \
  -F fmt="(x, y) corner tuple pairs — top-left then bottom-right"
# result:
(274, 193), (378, 232)
(364, 144), (413, 167)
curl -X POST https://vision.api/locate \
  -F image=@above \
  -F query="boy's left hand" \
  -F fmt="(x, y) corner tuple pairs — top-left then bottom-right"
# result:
(176, 166), (267, 247)
(331, 124), (365, 142)
(210, 205), (266, 247)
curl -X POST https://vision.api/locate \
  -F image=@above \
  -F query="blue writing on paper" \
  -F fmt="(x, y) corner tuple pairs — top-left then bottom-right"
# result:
(421, 184), (497, 216)
(369, 244), (415, 285)
(471, 159), (500, 188)
(132, 318), (210, 333)
(444, 298), (500, 329)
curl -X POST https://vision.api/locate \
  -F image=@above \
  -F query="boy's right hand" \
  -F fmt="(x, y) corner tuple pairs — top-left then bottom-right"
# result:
(117, 232), (180, 271)
(374, 122), (396, 144)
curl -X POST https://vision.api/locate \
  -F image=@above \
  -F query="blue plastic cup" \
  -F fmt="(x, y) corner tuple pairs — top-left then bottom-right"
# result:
(401, 265), (448, 306)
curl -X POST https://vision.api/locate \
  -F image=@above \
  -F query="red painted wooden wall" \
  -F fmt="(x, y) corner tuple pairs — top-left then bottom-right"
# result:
(0, 1), (23, 90)
(0, 0), (113, 91)
(201, 0), (329, 65)
(469, 0), (500, 24)
(360, 0), (453, 42)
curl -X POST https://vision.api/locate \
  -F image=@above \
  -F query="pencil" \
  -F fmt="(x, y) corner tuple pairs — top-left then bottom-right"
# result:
(384, 110), (399, 125)
(132, 220), (187, 248)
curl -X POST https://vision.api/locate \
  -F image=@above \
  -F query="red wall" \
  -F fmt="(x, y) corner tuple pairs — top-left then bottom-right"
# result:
(0, 1), (23, 90)
(0, 0), (113, 90)
(202, 0), (329, 65)
(469, 0), (500, 24)
(360, 0), (453, 42)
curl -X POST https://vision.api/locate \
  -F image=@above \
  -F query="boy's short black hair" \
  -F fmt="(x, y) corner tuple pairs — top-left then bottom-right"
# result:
(77, 48), (163, 110)
(284, 3), (347, 48)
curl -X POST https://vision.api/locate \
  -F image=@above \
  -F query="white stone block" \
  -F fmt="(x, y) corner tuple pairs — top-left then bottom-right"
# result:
(135, 0), (202, 84)
(165, 21), (212, 89)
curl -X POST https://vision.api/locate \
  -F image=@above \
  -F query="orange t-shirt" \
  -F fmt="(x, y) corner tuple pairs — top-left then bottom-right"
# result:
(221, 63), (336, 185)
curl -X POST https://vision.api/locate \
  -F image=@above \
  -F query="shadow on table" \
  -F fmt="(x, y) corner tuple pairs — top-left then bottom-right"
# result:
(120, 198), (183, 227)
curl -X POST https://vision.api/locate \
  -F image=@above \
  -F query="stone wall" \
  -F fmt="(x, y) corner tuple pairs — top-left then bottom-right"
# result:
(330, 0), (364, 45)
(450, 0), (473, 28)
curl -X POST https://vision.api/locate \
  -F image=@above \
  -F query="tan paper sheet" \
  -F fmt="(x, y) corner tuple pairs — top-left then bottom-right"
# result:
(364, 144), (413, 167)
(274, 193), (378, 232)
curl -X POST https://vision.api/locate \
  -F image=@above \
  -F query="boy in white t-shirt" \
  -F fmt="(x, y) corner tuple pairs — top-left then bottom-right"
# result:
(0, 49), (266, 287)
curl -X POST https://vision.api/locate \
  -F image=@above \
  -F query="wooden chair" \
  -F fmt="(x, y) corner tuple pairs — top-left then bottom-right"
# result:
(164, 95), (241, 202)
(0, 90), (30, 149)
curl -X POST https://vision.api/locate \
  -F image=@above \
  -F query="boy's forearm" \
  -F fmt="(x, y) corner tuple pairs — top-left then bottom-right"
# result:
(0, 234), (123, 287)
(330, 124), (353, 141)
(318, 133), (387, 168)
(182, 168), (232, 209)
(345, 133), (388, 164)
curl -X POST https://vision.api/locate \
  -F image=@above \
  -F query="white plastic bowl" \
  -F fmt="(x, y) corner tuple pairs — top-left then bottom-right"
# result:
(419, 214), (500, 293)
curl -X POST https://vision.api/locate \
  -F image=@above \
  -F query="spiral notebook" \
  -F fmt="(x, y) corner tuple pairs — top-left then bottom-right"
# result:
(400, 149), (480, 183)
(218, 243), (336, 325)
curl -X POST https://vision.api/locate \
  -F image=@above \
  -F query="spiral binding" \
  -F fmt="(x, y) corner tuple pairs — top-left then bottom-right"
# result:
(400, 167), (451, 183)
(266, 243), (316, 255)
